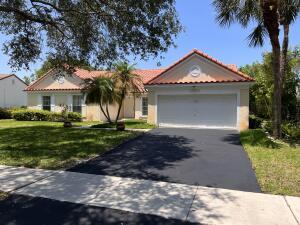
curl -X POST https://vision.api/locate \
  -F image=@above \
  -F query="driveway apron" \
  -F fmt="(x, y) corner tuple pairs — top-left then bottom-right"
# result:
(69, 128), (260, 192)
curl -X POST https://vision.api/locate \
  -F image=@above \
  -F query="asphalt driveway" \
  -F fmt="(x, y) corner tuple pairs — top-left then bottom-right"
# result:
(69, 128), (260, 192)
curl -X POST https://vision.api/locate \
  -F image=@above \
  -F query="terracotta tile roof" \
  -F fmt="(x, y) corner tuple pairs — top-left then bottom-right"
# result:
(73, 68), (165, 83)
(133, 69), (165, 83)
(25, 68), (164, 91)
(73, 69), (110, 79)
(26, 49), (253, 91)
(146, 49), (254, 85)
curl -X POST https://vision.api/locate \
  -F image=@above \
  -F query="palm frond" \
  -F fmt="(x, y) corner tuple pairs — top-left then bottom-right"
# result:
(213, 0), (239, 26)
(279, 0), (300, 24)
(237, 0), (261, 27)
(247, 23), (268, 47)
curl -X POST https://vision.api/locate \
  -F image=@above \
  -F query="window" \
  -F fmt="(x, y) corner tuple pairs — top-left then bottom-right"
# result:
(72, 95), (82, 114)
(142, 97), (148, 116)
(42, 96), (51, 111)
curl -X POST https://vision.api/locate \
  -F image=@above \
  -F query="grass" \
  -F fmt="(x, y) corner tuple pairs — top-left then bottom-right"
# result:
(91, 119), (157, 129)
(241, 129), (300, 196)
(0, 119), (99, 128)
(0, 120), (139, 169)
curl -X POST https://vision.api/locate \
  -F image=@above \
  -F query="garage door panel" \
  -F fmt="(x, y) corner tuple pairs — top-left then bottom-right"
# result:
(157, 94), (237, 128)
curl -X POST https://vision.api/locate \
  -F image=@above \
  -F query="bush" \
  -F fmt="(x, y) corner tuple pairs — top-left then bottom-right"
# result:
(67, 112), (82, 122)
(11, 109), (82, 122)
(249, 115), (263, 129)
(282, 123), (300, 141)
(261, 120), (272, 133)
(12, 109), (49, 121)
(0, 108), (12, 119)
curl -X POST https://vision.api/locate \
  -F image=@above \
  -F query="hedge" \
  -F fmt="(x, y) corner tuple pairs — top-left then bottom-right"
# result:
(0, 108), (12, 119)
(11, 109), (82, 122)
(67, 112), (82, 122)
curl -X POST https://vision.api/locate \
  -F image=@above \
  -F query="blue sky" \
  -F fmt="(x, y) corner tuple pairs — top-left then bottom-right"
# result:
(1, 0), (300, 79)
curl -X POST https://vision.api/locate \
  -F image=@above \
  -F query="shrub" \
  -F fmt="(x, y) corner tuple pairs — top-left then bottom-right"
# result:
(261, 120), (272, 133)
(0, 108), (12, 119)
(11, 109), (82, 122)
(282, 123), (300, 141)
(67, 112), (82, 122)
(12, 109), (42, 121)
(249, 115), (263, 129)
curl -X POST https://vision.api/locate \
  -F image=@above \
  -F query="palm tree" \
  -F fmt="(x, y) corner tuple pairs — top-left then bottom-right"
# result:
(111, 62), (143, 123)
(213, 0), (299, 138)
(84, 76), (115, 123)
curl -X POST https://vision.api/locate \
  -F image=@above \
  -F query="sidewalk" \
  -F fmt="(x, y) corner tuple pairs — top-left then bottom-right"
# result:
(0, 165), (299, 225)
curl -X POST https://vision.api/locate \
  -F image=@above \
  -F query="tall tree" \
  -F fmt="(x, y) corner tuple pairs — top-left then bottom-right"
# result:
(0, 1), (182, 69)
(111, 62), (142, 123)
(213, 0), (299, 138)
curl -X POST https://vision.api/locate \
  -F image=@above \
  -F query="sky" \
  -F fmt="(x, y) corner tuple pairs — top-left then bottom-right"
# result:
(0, 0), (300, 79)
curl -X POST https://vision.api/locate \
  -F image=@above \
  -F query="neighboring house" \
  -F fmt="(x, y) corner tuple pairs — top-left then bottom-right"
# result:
(0, 74), (27, 108)
(25, 49), (254, 131)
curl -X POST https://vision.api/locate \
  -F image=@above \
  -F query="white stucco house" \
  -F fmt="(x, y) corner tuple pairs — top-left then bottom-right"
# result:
(25, 49), (254, 131)
(0, 74), (27, 108)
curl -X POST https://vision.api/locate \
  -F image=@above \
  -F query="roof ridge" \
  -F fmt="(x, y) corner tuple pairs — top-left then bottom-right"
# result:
(146, 49), (254, 84)
(134, 68), (165, 71)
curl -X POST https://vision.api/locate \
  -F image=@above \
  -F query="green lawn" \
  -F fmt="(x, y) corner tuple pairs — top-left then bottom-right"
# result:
(0, 119), (99, 128)
(91, 119), (157, 129)
(0, 120), (139, 169)
(241, 129), (300, 197)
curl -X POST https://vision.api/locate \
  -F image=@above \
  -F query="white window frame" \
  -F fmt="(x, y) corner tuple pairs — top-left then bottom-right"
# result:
(141, 97), (148, 116)
(42, 96), (51, 111)
(72, 95), (82, 114)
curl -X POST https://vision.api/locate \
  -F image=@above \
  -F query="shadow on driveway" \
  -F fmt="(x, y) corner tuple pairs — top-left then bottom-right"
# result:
(69, 128), (260, 192)
(0, 194), (201, 225)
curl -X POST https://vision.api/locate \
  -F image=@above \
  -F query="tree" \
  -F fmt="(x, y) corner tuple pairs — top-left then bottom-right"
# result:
(23, 76), (32, 85)
(0, 1), (182, 70)
(111, 62), (142, 123)
(213, 0), (300, 138)
(84, 76), (115, 123)
(240, 62), (273, 119)
(240, 48), (300, 122)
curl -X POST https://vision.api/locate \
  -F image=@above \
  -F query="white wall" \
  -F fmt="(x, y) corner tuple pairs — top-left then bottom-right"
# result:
(134, 93), (148, 119)
(0, 76), (27, 108)
(27, 91), (87, 118)
(146, 82), (251, 130)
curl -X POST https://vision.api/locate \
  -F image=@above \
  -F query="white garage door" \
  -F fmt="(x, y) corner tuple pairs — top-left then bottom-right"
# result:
(157, 94), (237, 129)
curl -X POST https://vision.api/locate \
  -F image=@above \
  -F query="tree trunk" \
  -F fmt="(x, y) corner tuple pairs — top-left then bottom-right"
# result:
(281, 24), (289, 81)
(105, 104), (112, 124)
(261, 0), (282, 138)
(115, 93), (125, 123)
(272, 47), (282, 138)
(99, 102), (109, 122)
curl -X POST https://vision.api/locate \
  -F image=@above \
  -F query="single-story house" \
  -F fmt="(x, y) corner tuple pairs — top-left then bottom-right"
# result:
(25, 49), (254, 130)
(0, 74), (27, 108)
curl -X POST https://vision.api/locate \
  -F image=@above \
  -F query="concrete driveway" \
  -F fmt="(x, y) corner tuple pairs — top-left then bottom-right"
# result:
(69, 128), (260, 192)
